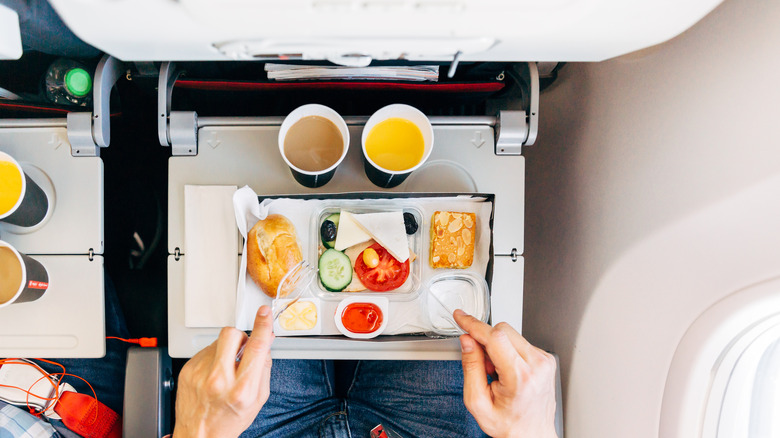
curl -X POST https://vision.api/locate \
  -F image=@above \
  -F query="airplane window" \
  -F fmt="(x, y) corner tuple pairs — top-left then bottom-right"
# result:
(705, 320), (780, 438)
(661, 280), (780, 438)
(748, 337), (780, 437)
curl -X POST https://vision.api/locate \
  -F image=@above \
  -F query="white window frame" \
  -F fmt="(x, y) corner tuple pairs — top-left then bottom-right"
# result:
(659, 276), (780, 438)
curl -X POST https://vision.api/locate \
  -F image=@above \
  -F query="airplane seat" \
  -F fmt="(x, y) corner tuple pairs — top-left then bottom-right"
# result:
(123, 346), (173, 438)
(553, 354), (564, 438)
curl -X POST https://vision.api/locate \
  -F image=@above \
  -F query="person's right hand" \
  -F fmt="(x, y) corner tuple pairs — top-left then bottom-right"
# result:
(172, 305), (275, 438)
(454, 309), (558, 438)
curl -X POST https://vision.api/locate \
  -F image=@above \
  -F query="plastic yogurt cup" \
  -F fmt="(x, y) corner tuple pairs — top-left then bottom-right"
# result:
(424, 272), (490, 336)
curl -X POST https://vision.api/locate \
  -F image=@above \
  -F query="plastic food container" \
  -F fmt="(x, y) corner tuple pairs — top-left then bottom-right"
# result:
(310, 202), (423, 301)
(424, 272), (490, 336)
(272, 298), (322, 336)
(334, 297), (389, 339)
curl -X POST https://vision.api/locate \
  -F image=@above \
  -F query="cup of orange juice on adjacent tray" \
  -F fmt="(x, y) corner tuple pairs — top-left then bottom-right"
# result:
(0, 151), (49, 228)
(362, 104), (434, 188)
(279, 104), (350, 188)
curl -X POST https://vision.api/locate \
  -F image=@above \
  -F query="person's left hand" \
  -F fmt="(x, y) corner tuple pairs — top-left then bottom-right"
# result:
(173, 305), (275, 438)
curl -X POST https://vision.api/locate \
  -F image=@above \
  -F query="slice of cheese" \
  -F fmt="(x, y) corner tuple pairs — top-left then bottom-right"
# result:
(334, 211), (372, 251)
(351, 211), (410, 262)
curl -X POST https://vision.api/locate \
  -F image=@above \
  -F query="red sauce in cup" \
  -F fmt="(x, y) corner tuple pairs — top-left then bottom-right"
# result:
(341, 303), (383, 334)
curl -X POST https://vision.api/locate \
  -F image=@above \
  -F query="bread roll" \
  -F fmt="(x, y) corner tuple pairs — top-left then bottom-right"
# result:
(247, 214), (302, 298)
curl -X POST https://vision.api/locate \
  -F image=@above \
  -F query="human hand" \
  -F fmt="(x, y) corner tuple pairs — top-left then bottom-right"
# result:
(173, 306), (275, 438)
(454, 309), (558, 438)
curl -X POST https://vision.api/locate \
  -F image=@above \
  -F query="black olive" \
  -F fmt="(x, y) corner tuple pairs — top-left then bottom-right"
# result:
(403, 212), (418, 234)
(320, 220), (337, 242)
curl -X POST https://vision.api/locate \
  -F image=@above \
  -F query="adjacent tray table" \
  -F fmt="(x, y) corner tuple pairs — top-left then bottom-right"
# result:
(0, 127), (104, 254)
(0, 256), (105, 357)
(0, 125), (105, 358)
(0, 58), (120, 358)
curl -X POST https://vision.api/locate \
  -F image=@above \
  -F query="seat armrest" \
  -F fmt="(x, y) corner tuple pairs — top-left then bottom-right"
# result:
(553, 353), (564, 438)
(123, 347), (173, 438)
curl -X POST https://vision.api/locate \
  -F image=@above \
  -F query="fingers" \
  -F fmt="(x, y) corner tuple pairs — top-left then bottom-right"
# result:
(454, 310), (523, 388)
(484, 353), (497, 378)
(454, 309), (490, 337)
(237, 306), (275, 378)
(455, 310), (531, 357)
(460, 335), (492, 418)
(258, 354), (273, 406)
(214, 327), (248, 372)
(488, 322), (554, 372)
(491, 322), (540, 364)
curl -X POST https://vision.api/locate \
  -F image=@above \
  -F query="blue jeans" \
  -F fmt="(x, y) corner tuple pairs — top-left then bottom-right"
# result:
(240, 360), (487, 438)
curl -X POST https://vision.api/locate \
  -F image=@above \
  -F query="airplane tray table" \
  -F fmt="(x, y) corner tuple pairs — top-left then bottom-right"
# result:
(0, 255), (105, 357)
(0, 126), (106, 358)
(168, 121), (525, 358)
(0, 126), (104, 254)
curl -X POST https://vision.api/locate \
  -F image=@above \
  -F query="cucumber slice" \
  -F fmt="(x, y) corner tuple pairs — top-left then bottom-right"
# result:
(321, 213), (340, 249)
(318, 248), (352, 292)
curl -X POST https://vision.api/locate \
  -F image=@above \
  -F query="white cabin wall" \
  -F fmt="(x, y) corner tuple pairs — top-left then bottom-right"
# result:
(523, 0), (780, 435)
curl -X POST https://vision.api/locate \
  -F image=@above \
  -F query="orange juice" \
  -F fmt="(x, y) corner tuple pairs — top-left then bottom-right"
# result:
(365, 118), (424, 171)
(0, 161), (23, 216)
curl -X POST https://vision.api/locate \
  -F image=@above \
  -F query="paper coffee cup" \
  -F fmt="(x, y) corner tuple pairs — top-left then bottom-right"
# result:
(0, 151), (49, 227)
(279, 104), (349, 188)
(361, 104), (434, 189)
(0, 240), (49, 309)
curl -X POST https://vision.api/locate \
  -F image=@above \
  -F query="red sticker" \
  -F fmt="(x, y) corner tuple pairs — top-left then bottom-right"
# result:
(28, 281), (48, 290)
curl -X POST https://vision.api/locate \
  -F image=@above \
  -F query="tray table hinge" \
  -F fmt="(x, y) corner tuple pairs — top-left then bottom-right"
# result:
(158, 62), (198, 156)
(170, 111), (198, 156)
(495, 248), (520, 262)
(66, 55), (122, 157)
(495, 62), (539, 156)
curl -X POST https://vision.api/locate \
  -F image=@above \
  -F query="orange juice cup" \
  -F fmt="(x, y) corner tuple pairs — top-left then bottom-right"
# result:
(0, 151), (49, 228)
(361, 104), (434, 189)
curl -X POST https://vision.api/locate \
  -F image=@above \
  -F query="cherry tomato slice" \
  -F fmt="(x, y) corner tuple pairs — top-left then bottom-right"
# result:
(354, 243), (410, 292)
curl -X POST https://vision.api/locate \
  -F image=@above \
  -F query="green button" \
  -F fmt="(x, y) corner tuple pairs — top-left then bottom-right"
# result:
(64, 68), (92, 97)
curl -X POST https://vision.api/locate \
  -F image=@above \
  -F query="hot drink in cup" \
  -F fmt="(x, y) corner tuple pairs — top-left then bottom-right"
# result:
(0, 240), (49, 309)
(279, 105), (349, 188)
(362, 104), (434, 188)
(0, 151), (49, 228)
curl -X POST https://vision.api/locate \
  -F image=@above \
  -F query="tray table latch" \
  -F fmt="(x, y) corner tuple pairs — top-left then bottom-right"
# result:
(66, 55), (122, 157)
(158, 62), (198, 156)
(495, 62), (539, 156)
(169, 112), (198, 156)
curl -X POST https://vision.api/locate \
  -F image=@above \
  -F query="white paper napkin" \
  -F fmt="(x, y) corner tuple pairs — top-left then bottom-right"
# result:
(184, 185), (239, 327)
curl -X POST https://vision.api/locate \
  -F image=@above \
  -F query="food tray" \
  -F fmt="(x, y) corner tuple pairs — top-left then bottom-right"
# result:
(311, 202), (423, 301)
(233, 189), (495, 335)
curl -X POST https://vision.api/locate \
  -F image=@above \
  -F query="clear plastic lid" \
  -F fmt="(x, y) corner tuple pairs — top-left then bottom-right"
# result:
(424, 272), (490, 336)
(310, 202), (423, 301)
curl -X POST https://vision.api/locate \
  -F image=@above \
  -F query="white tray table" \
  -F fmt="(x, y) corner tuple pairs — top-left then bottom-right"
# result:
(0, 255), (105, 357)
(168, 121), (525, 358)
(0, 125), (105, 358)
